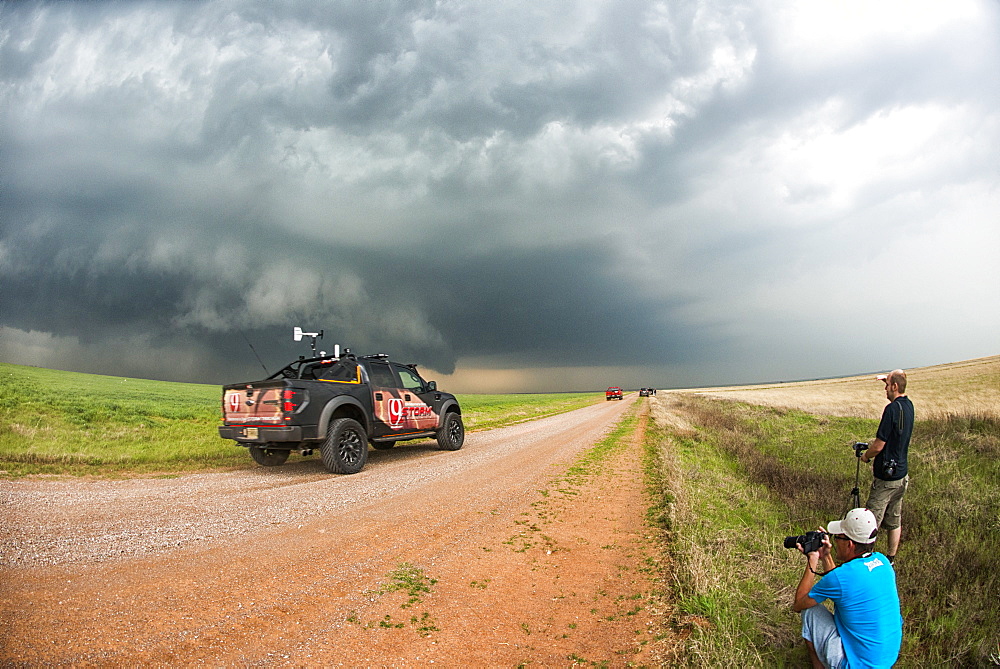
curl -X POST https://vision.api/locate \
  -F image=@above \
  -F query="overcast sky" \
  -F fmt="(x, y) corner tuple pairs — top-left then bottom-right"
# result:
(2, 1), (998, 393)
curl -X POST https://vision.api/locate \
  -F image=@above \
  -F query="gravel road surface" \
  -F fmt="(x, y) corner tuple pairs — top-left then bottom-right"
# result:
(1, 396), (673, 665)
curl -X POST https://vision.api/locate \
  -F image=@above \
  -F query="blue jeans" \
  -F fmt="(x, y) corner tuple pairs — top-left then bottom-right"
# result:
(802, 604), (848, 669)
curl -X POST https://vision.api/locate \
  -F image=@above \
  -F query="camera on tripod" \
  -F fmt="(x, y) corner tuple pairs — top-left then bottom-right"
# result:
(785, 441), (870, 551)
(784, 530), (827, 554)
(853, 441), (896, 476)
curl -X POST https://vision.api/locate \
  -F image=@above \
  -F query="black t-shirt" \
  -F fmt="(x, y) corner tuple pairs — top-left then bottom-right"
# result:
(874, 396), (913, 481)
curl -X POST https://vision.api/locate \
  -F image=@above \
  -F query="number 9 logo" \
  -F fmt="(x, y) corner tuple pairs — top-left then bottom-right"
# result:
(228, 393), (241, 412)
(387, 398), (404, 426)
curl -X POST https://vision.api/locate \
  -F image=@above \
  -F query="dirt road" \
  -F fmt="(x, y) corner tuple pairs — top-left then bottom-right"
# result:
(1, 396), (673, 665)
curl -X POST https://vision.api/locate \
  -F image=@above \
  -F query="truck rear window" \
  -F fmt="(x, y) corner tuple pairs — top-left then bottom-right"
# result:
(310, 360), (360, 382)
(367, 361), (397, 388)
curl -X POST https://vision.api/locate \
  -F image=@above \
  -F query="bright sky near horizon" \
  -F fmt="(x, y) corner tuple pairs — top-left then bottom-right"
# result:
(2, 1), (998, 392)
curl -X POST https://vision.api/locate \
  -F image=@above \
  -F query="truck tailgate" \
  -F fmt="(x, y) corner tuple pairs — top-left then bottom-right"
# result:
(223, 381), (286, 427)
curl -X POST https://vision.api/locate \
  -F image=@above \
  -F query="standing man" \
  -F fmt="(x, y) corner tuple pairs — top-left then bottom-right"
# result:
(861, 369), (914, 563)
(793, 508), (903, 668)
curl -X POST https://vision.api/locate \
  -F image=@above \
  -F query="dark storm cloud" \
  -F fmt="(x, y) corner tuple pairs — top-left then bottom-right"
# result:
(2, 0), (999, 390)
(0, 199), (707, 382)
(389, 239), (705, 363)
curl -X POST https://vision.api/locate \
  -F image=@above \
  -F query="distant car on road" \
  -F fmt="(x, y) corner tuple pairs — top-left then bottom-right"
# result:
(606, 386), (624, 401)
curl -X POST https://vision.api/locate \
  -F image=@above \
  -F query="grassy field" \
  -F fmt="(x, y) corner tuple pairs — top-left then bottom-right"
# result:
(0, 362), (602, 478)
(6, 357), (998, 664)
(652, 356), (1000, 666)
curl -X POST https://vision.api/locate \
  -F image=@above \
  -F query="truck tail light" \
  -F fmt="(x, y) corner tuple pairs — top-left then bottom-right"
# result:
(282, 389), (305, 413)
(223, 391), (241, 417)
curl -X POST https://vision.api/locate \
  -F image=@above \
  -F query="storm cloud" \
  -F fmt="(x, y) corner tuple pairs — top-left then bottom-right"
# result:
(2, 0), (998, 391)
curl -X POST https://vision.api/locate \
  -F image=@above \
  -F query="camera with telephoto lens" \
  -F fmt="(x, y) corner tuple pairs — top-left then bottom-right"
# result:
(783, 530), (827, 553)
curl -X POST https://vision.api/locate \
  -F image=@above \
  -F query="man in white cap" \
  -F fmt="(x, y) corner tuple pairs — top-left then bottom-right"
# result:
(793, 508), (903, 668)
(861, 369), (913, 563)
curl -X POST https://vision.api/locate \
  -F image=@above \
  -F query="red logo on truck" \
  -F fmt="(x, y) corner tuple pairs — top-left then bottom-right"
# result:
(388, 398), (405, 426)
(386, 398), (433, 428)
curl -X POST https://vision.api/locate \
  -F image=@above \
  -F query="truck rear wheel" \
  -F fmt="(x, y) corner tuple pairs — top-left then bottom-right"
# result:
(248, 444), (289, 466)
(436, 412), (465, 451)
(321, 418), (369, 474)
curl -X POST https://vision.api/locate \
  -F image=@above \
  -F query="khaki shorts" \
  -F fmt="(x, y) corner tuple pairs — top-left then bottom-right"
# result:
(867, 476), (909, 530)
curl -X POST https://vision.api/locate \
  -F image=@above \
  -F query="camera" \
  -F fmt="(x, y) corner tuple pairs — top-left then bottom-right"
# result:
(852, 441), (869, 457)
(884, 459), (898, 477)
(784, 530), (827, 553)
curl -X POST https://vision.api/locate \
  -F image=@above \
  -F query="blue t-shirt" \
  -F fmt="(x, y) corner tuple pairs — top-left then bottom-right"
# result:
(809, 553), (902, 668)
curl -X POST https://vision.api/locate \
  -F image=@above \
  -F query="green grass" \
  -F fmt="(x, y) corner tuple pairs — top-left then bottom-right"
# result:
(352, 562), (442, 637)
(0, 362), (603, 478)
(371, 562), (438, 609)
(0, 363), (229, 476)
(654, 395), (1000, 667)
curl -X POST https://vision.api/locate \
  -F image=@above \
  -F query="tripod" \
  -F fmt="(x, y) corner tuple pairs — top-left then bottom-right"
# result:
(849, 442), (869, 510)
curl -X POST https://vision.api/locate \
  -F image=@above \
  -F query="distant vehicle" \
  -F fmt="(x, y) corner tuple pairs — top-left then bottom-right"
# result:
(639, 387), (657, 397)
(218, 328), (464, 474)
(606, 386), (624, 401)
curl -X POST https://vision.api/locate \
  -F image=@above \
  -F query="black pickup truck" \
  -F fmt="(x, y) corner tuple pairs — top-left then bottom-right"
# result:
(218, 352), (464, 474)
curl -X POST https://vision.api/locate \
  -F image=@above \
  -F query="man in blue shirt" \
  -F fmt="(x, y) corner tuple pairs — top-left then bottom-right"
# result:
(793, 508), (903, 668)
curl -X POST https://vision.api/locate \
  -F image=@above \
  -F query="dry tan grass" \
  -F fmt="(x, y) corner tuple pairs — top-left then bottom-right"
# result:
(671, 354), (1000, 419)
(649, 393), (698, 437)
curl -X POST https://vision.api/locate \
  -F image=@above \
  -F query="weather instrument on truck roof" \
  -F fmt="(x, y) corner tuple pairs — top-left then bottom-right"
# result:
(293, 326), (333, 357)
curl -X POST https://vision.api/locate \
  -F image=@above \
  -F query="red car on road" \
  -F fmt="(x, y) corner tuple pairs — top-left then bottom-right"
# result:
(606, 386), (624, 401)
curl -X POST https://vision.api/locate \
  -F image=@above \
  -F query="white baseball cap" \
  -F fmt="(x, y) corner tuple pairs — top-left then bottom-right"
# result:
(827, 508), (878, 544)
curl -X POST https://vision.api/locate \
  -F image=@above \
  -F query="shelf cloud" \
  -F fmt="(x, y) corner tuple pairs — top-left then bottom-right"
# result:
(2, 0), (998, 391)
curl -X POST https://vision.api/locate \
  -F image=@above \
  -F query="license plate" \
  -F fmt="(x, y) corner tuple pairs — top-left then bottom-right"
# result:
(245, 427), (259, 439)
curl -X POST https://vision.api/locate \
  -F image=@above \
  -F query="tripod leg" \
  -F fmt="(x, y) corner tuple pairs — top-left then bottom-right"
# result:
(851, 457), (863, 509)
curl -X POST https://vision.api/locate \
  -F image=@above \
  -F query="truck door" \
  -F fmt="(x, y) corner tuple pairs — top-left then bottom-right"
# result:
(367, 360), (438, 435)
(392, 364), (440, 431)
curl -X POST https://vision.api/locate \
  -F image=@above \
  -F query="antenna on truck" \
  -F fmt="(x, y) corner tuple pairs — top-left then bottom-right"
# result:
(241, 331), (270, 376)
(293, 326), (326, 357)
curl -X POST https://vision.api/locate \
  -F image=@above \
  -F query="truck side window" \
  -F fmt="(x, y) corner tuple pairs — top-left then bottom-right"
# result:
(367, 361), (397, 388)
(395, 366), (425, 392)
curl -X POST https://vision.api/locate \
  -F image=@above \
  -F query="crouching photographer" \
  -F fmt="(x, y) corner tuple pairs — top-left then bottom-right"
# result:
(790, 508), (903, 668)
